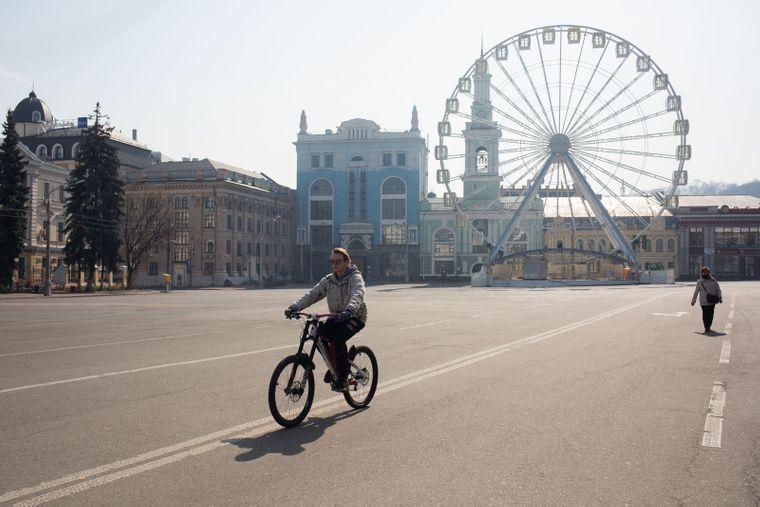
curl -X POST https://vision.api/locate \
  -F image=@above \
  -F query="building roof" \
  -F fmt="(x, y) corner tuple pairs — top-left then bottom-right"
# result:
(674, 194), (760, 209)
(13, 91), (54, 124)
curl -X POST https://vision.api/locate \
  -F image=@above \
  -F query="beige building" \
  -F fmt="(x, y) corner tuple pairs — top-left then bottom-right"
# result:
(124, 159), (296, 288)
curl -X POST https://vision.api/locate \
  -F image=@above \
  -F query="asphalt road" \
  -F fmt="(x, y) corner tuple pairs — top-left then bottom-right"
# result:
(1, 282), (758, 505)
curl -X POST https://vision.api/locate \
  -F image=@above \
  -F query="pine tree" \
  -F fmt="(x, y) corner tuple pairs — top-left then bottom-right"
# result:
(0, 110), (29, 290)
(64, 103), (124, 290)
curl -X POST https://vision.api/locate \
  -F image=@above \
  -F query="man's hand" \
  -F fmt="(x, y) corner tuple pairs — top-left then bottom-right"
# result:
(335, 309), (352, 322)
(691, 301), (695, 306)
(284, 305), (298, 319)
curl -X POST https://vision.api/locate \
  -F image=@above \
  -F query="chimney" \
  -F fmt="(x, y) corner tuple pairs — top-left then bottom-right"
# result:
(132, 129), (138, 141)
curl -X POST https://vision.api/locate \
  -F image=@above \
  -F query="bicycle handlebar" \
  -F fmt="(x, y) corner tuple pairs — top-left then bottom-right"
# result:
(286, 311), (338, 320)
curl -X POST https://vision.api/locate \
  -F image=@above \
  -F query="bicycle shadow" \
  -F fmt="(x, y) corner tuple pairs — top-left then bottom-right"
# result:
(225, 408), (364, 462)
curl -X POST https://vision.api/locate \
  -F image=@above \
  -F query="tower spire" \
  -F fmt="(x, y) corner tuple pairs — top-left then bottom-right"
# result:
(410, 105), (419, 132)
(480, 33), (484, 58)
(299, 110), (308, 135)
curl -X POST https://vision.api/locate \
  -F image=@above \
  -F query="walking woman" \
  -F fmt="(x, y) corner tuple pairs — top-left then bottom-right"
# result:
(691, 266), (722, 333)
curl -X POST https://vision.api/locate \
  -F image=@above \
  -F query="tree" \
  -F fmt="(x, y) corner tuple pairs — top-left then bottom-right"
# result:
(120, 190), (172, 288)
(64, 103), (124, 290)
(0, 110), (29, 290)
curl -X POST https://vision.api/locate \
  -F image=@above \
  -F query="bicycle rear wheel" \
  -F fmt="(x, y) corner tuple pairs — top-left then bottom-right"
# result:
(268, 355), (314, 428)
(344, 345), (378, 408)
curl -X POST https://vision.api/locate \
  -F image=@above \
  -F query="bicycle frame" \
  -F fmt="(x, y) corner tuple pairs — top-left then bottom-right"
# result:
(286, 313), (338, 389)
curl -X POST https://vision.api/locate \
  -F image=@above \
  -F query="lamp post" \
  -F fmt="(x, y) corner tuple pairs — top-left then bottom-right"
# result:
(43, 184), (66, 296)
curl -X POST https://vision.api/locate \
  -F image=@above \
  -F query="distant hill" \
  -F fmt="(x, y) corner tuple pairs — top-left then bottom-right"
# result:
(678, 179), (760, 197)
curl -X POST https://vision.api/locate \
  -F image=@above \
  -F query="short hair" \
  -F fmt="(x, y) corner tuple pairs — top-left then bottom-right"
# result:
(700, 266), (711, 274)
(331, 247), (351, 263)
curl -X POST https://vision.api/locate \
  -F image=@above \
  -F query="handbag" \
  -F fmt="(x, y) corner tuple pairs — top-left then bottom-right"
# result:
(707, 293), (720, 304)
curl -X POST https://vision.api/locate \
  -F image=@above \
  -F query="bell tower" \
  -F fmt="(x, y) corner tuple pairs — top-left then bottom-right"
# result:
(461, 52), (501, 208)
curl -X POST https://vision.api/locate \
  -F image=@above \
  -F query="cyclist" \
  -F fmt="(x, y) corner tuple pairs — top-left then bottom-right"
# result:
(285, 247), (367, 391)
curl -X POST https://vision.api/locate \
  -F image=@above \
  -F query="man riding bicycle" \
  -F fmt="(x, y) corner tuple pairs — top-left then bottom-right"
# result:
(285, 247), (367, 392)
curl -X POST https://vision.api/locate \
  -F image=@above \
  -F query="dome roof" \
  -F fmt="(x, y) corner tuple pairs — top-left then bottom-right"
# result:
(13, 91), (54, 124)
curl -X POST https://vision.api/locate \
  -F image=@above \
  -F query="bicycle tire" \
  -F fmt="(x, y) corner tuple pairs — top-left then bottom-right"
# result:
(268, 354), (314, 428)
(344, 345), (378, 409)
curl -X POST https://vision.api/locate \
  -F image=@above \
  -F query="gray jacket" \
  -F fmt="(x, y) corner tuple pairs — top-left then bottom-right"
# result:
(691, 276), (722, 306)
(291, 265), (367, 323)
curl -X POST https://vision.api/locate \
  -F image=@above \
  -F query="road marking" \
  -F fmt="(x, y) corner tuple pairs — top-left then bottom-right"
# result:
(730, 303), (735, 310)
(719, 341), (731, 364)
(0, 344), (294, 395)
(1, 291), (675, 505)
(652, 311), (690, 317)
(724, 322), (733, 330)
(0, 328), (260, 358)
(702, 382), (726, 448)
(398, 319), (455, 330)
(728, 310), (734, 319)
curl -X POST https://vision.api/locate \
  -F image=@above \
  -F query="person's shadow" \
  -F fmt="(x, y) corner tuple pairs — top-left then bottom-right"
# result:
(225, 408), (364, 462)
(694, 330), (727, 336)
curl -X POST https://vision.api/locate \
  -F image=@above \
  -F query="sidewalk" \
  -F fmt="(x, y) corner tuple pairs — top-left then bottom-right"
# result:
(0, 289), (160, 300)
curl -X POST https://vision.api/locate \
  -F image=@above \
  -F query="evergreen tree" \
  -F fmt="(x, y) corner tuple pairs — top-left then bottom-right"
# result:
(0, 110), (29, 290)
(64, 103), (124, 290)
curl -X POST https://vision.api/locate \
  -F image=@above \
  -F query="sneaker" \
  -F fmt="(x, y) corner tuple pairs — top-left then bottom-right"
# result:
(331, 379), (348, 392)
(323, 371), (333, 384)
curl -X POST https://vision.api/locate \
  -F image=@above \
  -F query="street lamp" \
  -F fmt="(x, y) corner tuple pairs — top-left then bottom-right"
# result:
(42, 183), (66, 296)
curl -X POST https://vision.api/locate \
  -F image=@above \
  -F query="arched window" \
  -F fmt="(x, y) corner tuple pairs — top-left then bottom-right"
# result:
(206, 240), (215, 254)
(599, 239), (606, 252)
(32, 111), (41, 122)
(588, 238), (595, 251)
(655, 239), (664, 253)
(52, 144), (64, 160)
(350, 156), (364, 162)
(36, 145), (48, 159)
(576, 239), (584, 250)
(434, 228), (455, 257)
(348, 239), (366, 252)
(310, 179), (333, 197)
(71, 143), (80, 160)
(475, 147), (488, 172)
(381, 177), (406, 220)
(667, 238), (675, 253)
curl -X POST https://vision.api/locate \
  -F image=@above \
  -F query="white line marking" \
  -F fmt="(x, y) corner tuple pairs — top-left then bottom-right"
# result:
(719, 341), (731, 364)
(398, 319), (455, 330)
(652, 311), (690, 317)
(724, 322), (733, 330)
(728, 310), (734, 319)
(0, 327), (265, 358)
(730, 303), (735, 310)
(0, 344), (294, 395)
(1, 292), (675, 505)
(702, 382), (726, 448)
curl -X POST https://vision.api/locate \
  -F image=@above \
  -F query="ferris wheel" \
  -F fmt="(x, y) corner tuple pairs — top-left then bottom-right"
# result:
(436, 25), (689, 265)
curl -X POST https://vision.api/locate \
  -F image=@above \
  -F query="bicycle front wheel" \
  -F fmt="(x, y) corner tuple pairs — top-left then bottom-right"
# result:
(344, 345), (378, 409)
(268, 355), (314, 428)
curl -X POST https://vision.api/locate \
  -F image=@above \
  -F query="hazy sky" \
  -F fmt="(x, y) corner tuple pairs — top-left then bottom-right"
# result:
(1, 0), (757, 189)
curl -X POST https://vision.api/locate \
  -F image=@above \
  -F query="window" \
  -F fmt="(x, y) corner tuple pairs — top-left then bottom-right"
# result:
(204, 262), (214, 276)
(58, 186), (65, 202)
(381, 177), (406, 220)
(310, 179), (332, 196)
(472, 219), (488, 254)
(174, 211), (189, 229)
(44, 182), (50, 198)
(204, 197), (215, 209)
(52, 144), (64, 160)
(476, 148), (488, 172)
(57, 221), (64, 243)
(408, 225), (418, 244)
(206, 240), (215, 253)
(247, 219), (252, 232)
(36, 145), (47, 159)
(257, 220), (262, 233)
(227, 214), (232, 230)
(310, 225), (332, 246)
(382, 224), (406, 244)
(396, 152), (406, 166)
(599, 239), (606, 252)
(174, 246), (188, 262)
(655, 239), (664, 253)
(71, 143), (79, 160)
(311, 154), (320, 168)
(226, 240), (231, 254)
(247, 242), (252, 255)
(148, 262), (158, 276)
(382, 152), (392, 166)
(265, 221), (271, 234)
(256, 243), (261, 257)
(716, 255), (740, 274)
(237, 241), (242, 256)
(360, 172), (367, 220)
(174, 196), (188, 209)
(667, 238), (675, 253)
(237, 263), (242, 274)
(577, 239), (584, 250)
(205, 214), (215, 228)
(32, 111), (41, 122)
(434, 229), (455, 257)
(310, 179), (333, 222)
(348, 171), (356, 221)
(237, 216), (242, 230)
(174, 231), (189, 245)
(588, 238), (595, 251)
(689, 227), (704, 248)
(382, 199), (405, 220)
(265, 243), (270, 257)
(324, 154), (334, 168)
(226, 263), (232, 275)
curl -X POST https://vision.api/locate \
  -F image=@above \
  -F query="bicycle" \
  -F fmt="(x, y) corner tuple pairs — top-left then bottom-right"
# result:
(268, 312), (378, 428)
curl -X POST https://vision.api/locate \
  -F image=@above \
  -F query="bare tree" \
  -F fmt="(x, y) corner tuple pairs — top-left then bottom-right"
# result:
(120, 190), (172, 288)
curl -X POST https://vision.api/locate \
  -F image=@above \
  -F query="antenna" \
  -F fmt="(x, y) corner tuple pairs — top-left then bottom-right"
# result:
(480, 32), (484, 57)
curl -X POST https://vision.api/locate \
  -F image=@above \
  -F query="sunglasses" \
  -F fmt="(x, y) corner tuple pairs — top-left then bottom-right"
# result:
(329, 258), (346, 265)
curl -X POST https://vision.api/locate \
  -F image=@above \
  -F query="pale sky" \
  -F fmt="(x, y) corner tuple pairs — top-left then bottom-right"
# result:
(1, 0), (757, 189)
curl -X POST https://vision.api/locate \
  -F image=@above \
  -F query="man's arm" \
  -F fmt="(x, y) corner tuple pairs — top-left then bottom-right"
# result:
(691, 281), (700, 306)
(345, 273), (366, 313)
(291, 277), (328, 311)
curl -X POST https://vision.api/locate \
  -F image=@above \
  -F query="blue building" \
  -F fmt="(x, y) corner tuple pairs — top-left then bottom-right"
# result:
(295, 109), (427, 282)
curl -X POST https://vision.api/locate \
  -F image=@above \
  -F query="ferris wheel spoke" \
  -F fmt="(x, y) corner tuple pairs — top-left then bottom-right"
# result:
(573, 130), (676, 145)
(471, 91), (549, 139)
(512, 40), (557, 135)
(489, 83), (553, 138)
(571, 150), (653, 198)
(576, 146), (677, 160)
(452, 111), (544, 142)
(494, 58), (554, 136)
(571, 148), (673, 183)
(571, 152), (653, 227)
(562, 37), (611, 136)
(499, 137), (546, 146)
(500, 147), (549, 169)
(535, 32), (559, 133)
(567, 72), (646, 139)
(557, 28), (564, 132)
(564, 53), (630, 136)
(575, 108), (670, 142)
(573, 89), (661, 140)
(559, 161), (578, 231)
(499, 146), (546, 155)
(559, 31), (588, 133)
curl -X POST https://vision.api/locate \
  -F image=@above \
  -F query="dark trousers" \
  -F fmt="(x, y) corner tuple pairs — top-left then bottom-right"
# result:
(701, 304), (715, 331)
(319, 318), (365, 380)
